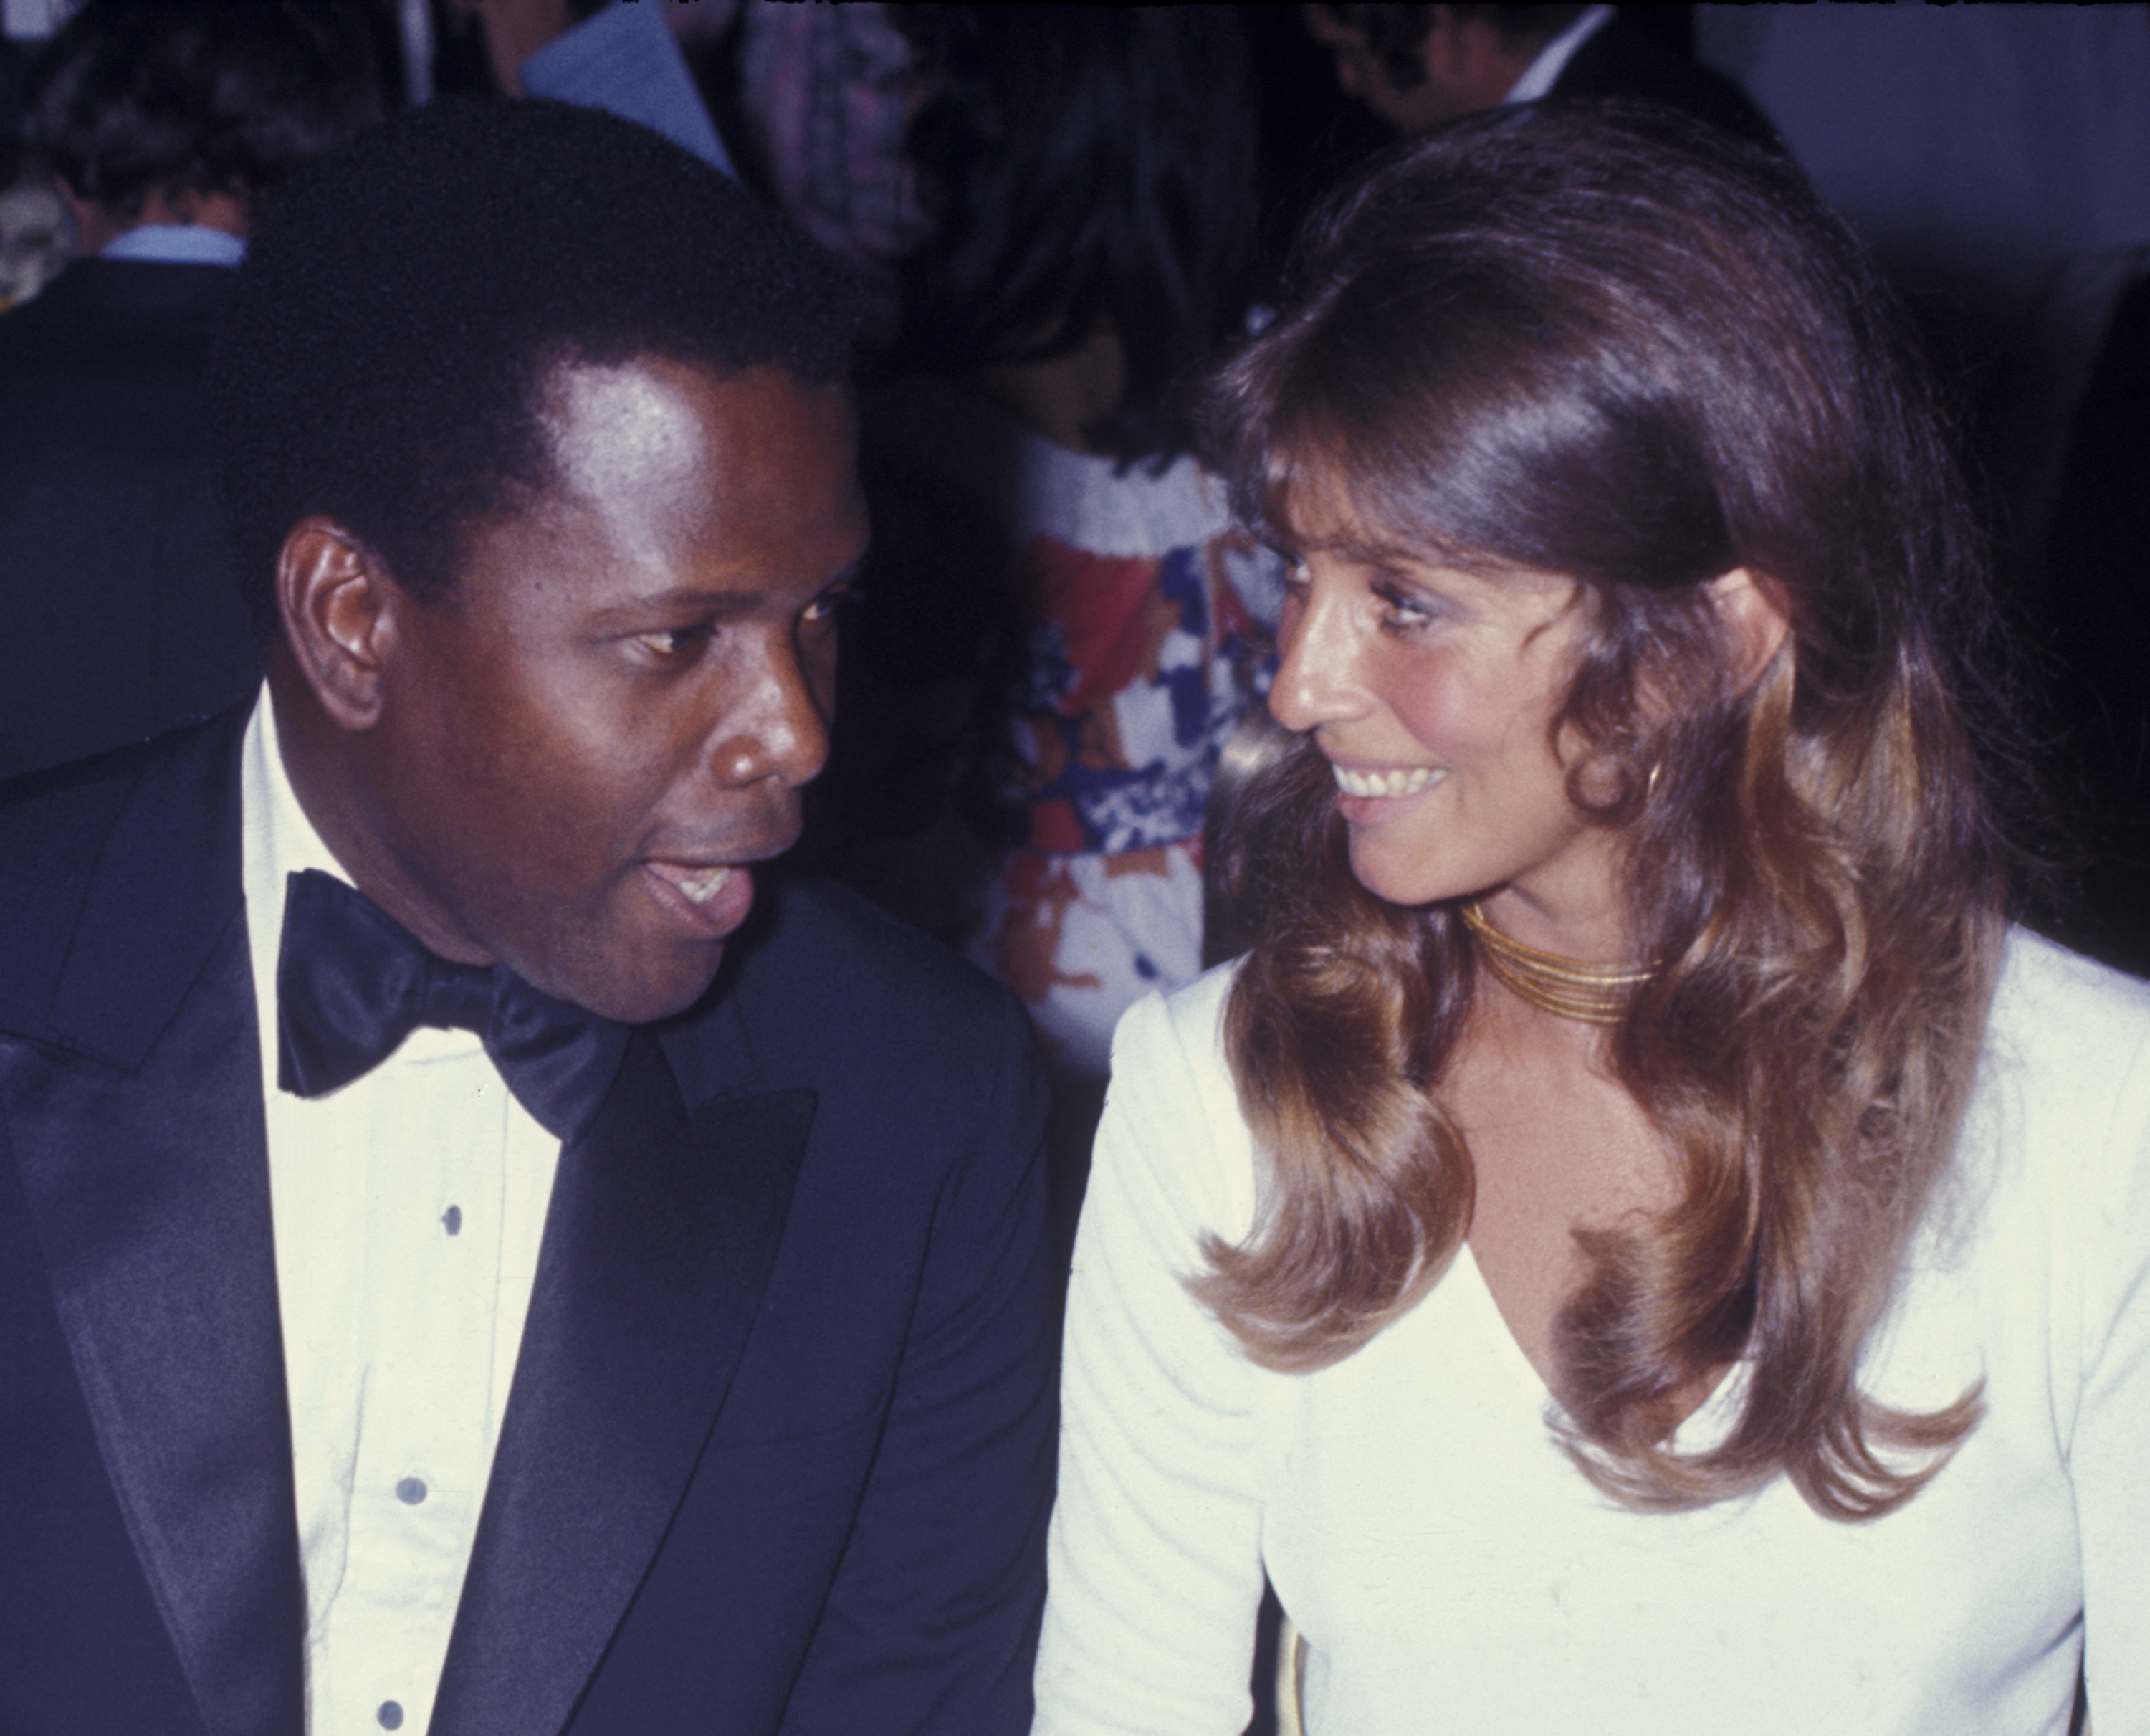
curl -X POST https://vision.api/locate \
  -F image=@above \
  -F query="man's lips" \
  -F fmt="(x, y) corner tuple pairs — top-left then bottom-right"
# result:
(643, 857), (758, 936)
(661, 863), (734, 905)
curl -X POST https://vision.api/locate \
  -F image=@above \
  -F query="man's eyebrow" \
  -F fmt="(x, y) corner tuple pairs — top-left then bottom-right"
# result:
(585, 561), (867, 627)
(586, 588), (769, 626)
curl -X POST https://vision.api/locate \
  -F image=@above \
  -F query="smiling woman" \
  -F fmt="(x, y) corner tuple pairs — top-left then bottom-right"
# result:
(1264, 524), (1610, 922)
(1033, 105), (2150, 1735)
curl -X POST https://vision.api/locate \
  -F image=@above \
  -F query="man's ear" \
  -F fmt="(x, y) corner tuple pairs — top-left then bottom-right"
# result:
(277, 518), (401, 731)
(1707, 566), (1792, 698)
(54, 178), (122, 256)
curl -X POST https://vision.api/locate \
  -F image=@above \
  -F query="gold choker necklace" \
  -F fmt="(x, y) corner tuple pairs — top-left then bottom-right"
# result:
(1458, 901), (1656, 1026)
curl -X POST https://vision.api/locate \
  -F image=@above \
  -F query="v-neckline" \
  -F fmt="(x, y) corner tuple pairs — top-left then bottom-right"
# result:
(1454, 1239), (1749, 1452)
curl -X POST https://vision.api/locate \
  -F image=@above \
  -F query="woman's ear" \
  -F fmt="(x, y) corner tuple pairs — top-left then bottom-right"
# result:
(276, 516), (401, 731)
(1707, 567), (1791, 698)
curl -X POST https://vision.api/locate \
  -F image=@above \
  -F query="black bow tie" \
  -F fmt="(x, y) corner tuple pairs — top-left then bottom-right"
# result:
(276, 868), (628, 1142)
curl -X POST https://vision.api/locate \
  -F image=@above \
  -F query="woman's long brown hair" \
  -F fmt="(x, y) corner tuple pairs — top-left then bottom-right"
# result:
(1193, 105), (2026, 1519)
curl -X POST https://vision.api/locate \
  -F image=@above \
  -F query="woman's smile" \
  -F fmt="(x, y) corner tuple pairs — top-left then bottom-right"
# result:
(1329, 762), (1445, 799)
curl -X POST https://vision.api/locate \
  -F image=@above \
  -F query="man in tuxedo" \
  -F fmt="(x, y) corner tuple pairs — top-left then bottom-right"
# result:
(0, 97), (1056, 1735)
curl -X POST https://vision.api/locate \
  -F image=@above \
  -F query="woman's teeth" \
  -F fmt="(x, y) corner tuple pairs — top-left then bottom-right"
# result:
(1332, 764), (1441, 798)
(675, 865), (733, 905)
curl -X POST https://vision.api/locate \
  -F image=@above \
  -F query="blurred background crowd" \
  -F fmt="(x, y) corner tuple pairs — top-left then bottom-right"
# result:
(1, 1), (2146, 1263)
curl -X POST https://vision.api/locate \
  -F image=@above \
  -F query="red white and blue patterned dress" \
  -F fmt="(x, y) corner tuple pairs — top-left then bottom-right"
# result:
(875, 380), (1284, 1078)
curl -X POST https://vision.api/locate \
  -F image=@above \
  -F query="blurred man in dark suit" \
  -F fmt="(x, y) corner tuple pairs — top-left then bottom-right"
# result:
(0, 0), (377, 781)
(1304, 4), (1774, 148)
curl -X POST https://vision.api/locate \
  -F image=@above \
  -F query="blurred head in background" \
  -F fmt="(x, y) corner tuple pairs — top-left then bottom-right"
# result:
(24, 0), (381, 250)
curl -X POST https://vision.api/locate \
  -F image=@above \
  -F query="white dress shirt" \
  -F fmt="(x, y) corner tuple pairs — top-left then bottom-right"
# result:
(240, 690), (560, 1736)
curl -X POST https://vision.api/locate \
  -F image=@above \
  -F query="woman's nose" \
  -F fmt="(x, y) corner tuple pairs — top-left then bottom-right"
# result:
(1267, 577), (1371, 734)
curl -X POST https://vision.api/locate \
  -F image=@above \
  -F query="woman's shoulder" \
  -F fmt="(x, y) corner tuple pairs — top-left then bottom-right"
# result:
(1948, 938), (2150, 1465)
(1096, 961), (1258, 1244)
(1987, 927), (2150, 1079)
(1964, 927), (2150, 1225)
(1109, 960), (1241, 1089)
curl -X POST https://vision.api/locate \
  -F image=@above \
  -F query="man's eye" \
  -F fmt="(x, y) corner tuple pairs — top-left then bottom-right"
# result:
(635, 625), (710, 658)
(801, 585), (859, 626)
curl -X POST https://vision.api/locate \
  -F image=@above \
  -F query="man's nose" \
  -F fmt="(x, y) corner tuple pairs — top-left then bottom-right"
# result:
(708, 634), (831, 790)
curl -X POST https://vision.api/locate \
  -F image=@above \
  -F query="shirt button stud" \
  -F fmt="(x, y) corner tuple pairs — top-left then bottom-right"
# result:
(396, 1477), (427, 1505)
(378, 1702), (403, 1730)
(443, 1204), (462, 1235)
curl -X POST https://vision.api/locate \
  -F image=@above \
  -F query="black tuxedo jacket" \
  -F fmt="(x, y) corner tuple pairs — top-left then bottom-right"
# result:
(0, 258), (262, 781)
(0, 710), (1057, 1734)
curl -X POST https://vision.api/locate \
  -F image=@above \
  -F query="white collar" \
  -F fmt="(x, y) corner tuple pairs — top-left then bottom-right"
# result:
(1505, 4), (1615, 105)
(100, 224), (247, 267)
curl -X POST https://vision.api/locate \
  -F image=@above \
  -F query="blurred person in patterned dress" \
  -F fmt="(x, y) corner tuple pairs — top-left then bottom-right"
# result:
(860, 8), (1285, 1213)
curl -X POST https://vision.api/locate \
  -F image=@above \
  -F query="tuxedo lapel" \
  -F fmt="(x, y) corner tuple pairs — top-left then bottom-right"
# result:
(430, 1026), (816, 1736)
(1, 711), (305, 1736)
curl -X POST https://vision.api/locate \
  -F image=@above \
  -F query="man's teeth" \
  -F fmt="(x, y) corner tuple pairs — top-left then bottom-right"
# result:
(676, 866), (733, 905)
(1332, 765), (1440, 798)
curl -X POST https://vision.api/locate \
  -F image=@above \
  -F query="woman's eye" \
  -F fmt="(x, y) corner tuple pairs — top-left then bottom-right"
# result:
(1375, 586), (1437, 630)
